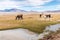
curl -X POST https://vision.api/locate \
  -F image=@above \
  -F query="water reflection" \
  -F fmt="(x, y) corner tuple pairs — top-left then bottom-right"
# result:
(0, 29), (38, 40)
(45, 24), (60, 32)
(0, 24), (60, 40)
(38, 24), (60, 39)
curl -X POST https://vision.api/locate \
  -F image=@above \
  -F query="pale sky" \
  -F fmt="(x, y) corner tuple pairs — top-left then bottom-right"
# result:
(0, 0), (60, 11)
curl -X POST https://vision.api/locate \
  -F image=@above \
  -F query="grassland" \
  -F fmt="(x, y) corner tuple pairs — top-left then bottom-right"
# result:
(0, 12), (60, 33)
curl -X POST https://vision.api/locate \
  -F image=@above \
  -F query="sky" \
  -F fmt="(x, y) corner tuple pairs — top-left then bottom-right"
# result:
(0, 0), (60, 11)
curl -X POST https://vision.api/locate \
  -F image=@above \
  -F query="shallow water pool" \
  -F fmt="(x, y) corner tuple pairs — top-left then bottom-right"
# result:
(0, 29), (38, 40)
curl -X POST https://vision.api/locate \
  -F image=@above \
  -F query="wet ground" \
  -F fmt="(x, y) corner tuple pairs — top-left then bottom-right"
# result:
(0, 24), (60, 40)
(0, 29), (38, 40)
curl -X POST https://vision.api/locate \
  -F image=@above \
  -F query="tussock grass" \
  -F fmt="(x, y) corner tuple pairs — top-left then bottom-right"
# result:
(0, 19), (58, 33)
(0, 13), (60, 33)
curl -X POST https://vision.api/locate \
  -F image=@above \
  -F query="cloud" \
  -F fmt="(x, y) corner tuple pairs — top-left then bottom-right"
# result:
(0, 0), (60, 11)
(15, 0), (53, 10)
(27, 0), (53, 6)
(55, 5), (60, 10)
(0, 0), (53, 9)
(39, 5), (60, 11)
(0, 0), (19, 9)
(11, 0), (26, 1)
(9, 0), (53, 7)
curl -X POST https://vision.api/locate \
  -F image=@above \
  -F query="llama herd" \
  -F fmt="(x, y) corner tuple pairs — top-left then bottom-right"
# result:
(16, 14), (51, 20)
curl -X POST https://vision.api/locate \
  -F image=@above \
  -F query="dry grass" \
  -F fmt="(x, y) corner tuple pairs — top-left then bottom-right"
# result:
(0, 12), (60, 33)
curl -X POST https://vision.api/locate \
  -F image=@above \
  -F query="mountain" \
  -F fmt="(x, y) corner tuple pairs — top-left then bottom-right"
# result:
(45, 10), (60, 12)
(0, 8), (60, 12)
(0, 8), (27, 12)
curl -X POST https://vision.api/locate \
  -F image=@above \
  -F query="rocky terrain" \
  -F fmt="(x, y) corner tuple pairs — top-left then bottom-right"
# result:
(40, 31), (60, 40)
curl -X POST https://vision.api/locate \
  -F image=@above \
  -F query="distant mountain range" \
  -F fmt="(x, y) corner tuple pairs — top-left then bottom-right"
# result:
(44, 10), (60, 12)
(0, 8), (60, 12)
(0, 8), (27, 12)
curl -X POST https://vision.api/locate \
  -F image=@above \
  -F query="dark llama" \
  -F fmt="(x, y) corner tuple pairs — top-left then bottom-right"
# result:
(16, 14), (23, 20)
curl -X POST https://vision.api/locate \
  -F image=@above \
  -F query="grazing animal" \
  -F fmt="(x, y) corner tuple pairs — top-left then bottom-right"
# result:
(16, 14), (23, 20)
(45, 14), (51, 21)
(39, 14), (43, 18)
(45, 14), (51, 18)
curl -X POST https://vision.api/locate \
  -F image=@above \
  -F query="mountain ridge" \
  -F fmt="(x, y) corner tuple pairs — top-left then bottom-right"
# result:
(0, 8), (60, 12)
